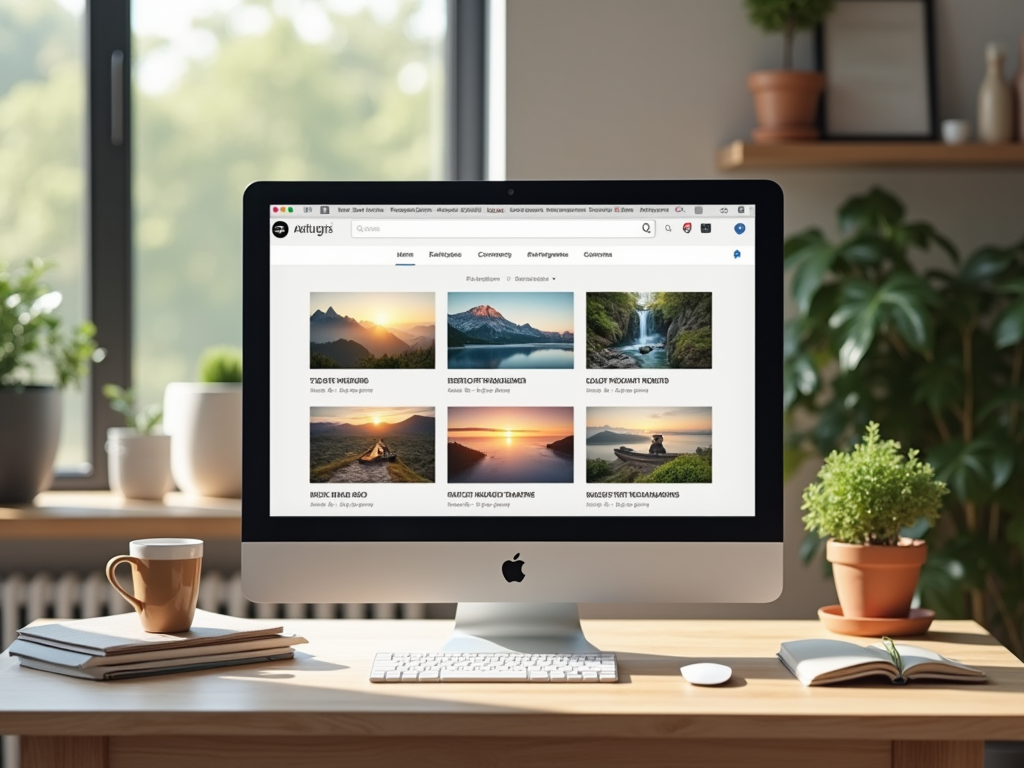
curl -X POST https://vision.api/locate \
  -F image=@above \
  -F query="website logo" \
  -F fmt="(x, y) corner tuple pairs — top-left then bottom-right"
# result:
(272, 221), (289, 238)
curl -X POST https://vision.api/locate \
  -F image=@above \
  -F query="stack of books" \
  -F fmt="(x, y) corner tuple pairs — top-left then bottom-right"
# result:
(9, 609), (307, 680)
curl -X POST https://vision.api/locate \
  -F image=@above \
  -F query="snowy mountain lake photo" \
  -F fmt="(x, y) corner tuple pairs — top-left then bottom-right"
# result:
(448, 292), (574, 369)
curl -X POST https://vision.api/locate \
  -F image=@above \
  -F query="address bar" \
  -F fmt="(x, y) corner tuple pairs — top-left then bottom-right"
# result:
(351, 219), (656, 238)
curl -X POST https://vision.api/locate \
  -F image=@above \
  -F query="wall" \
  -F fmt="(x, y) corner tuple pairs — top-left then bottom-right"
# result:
(505, 0), (1024, 619)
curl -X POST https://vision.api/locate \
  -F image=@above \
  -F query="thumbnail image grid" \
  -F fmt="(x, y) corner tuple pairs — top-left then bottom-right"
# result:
(586, 292), (711, 369)
(310, 292), (435, 369)
(448, 292), (574, 369)
(448, 406), (574, 483)
(310, 407), (435, 483)
(586, 407), (712, 483)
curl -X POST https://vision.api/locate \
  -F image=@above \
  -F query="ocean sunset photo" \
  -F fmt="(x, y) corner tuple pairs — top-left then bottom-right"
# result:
(310, 292), (435, 369)
(586, 406), (712, 483)
(448, 407), (574, 483)
(448, 292), (574, 369)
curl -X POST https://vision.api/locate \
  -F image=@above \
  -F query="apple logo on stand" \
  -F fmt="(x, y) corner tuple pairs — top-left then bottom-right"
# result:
(502, 553), (526, 583)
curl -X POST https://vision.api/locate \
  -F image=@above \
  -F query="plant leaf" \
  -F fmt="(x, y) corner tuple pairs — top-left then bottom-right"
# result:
(960, 246), (1015, 284)
(994, 299), (1024, 349)
(839, 187), (904, 235)
(789, 241), (836, 313)
(928, 439), (994, 503)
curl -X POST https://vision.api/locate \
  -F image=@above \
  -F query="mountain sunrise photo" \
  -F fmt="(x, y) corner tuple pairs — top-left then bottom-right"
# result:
(310, 292), (435, 369)
(447, 292), (574, 369)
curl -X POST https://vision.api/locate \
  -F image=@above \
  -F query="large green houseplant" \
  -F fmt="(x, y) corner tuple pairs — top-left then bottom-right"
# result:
(0, 259), (98, 502)
(745, 0), (834, 142)
(785, 187), (1024, 655)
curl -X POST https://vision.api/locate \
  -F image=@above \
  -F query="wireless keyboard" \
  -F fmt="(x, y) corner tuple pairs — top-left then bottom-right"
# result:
(369, 652), (618, 682)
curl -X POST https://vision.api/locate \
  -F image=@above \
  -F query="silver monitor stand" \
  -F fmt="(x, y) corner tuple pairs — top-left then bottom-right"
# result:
(440, 603), (600, 653)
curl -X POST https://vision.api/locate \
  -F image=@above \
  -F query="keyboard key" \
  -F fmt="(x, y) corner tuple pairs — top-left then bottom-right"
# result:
(441, 671), (529, 681)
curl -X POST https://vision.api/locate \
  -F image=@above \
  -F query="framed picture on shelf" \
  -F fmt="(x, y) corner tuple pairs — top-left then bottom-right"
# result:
(817, 0), (937, 140)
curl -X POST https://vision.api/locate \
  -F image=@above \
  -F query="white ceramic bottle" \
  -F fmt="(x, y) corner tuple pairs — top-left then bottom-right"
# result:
(977, 43), (1014, 144)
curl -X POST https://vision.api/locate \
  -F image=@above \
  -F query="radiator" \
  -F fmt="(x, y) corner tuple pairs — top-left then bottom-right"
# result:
(0, 570), (426, 768)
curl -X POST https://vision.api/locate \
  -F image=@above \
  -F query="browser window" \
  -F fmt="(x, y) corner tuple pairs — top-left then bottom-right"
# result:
(268, 205), (755, 518)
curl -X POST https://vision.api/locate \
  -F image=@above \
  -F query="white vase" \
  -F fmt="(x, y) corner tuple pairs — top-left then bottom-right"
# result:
(977, 43), (1014, 144)
(106, 428), (172, 501)
(163, 383), (243, 498)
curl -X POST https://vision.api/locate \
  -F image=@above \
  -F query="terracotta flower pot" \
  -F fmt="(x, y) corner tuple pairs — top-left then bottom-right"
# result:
(827, 539), (927, 619)
(747, 70), (825, 143)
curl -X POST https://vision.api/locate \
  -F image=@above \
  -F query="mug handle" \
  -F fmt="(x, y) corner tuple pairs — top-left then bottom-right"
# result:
(106, 555), (145, 613)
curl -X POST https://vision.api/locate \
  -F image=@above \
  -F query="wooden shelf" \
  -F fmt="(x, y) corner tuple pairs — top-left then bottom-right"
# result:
(717, 140), (1024, 170)
(0, 491), (240, 540)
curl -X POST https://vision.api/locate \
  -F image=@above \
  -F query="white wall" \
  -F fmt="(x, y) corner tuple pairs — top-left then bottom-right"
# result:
(505, 0), (1024, 619)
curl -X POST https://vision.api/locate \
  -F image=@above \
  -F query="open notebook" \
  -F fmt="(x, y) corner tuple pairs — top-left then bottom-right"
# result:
(779, 638), (986, 686)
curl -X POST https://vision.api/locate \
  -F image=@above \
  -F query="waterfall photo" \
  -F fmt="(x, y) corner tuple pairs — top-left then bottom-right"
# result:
(585, 292), (711, 369)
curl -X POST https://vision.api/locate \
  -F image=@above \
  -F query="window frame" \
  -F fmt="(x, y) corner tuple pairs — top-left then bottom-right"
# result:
(55, 0), (485, 489)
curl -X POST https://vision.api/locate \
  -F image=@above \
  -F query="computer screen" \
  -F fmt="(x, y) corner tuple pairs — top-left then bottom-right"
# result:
(243, 180), (781, 608)
(268, 203), (753, 519)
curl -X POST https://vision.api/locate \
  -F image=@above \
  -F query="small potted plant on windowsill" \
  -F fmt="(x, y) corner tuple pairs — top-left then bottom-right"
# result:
(103, 384), (171, 501)
(802, 422), (948, 621)
(163, 346), (242, 498)
(0, 259), (98, 503)
(745, 0), (834, 143)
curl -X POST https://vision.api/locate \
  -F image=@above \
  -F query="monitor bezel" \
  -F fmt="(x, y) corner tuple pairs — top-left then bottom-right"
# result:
(243, 179), (782, 543)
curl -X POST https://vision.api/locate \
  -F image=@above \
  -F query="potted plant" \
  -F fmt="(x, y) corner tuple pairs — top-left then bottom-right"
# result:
(745, 0), (834, 143)
(802, 422), (948, 618)
(0, 259), (98, 503)
(163, 346), (242, 498)
(103, 384), (171, 501)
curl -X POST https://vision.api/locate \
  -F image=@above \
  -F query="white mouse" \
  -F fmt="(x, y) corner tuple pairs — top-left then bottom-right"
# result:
(680, 662), (732, 686)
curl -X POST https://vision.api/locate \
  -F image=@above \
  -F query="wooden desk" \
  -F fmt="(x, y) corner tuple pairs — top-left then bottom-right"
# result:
(3, 619), (1023, 768)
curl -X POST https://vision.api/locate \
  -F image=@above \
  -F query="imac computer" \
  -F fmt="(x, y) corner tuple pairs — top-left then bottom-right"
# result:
(242, 180), (782, 652)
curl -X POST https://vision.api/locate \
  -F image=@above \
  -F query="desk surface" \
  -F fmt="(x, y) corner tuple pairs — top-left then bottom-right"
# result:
(3, 619), (1024, 741)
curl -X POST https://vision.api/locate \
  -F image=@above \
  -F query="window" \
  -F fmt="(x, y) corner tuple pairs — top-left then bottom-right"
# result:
(0, 0), (90, 470)
(1, 0), (486, 487)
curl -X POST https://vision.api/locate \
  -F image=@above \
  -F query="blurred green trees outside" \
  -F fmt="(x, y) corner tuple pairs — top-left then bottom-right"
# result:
(0, 0), (444, 453)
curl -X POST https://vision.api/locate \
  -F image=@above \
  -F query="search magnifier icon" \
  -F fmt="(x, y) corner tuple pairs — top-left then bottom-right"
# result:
(665, 224), (672, 232)
(356, 225), (364, 232)
(642, 222), (651, 234)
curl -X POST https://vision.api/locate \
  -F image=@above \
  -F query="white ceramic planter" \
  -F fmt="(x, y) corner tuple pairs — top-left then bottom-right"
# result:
(106, 428), (172, 501)
(163, 383), (242, 498)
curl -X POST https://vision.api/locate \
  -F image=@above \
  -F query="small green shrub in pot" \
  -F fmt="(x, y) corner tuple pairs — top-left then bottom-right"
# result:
(198, 346), (243, 384)
(802, 422), (948, 546)
(803, 422), (948, 619)
(0, 259), (99, 502)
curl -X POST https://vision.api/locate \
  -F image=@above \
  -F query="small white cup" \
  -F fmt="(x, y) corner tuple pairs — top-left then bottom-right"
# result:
(941, 119), (971, 145)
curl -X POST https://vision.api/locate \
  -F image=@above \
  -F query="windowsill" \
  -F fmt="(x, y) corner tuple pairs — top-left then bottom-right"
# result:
(0, 491), (240, 540)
